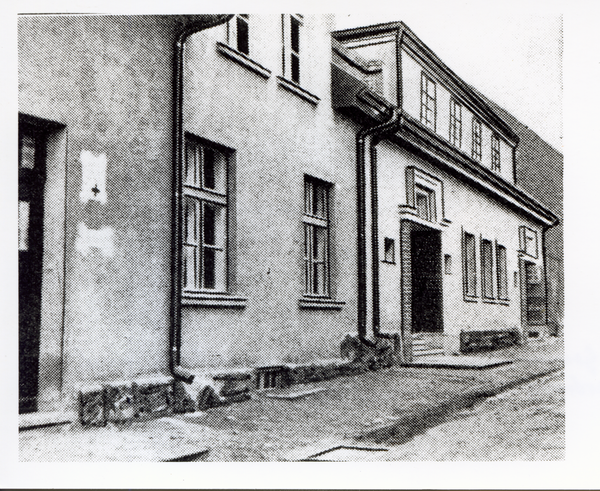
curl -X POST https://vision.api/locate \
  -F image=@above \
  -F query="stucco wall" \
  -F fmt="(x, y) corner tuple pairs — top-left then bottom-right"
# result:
(19, 15), (191, 399)
(180, 15), (361, 368)
(375, 139), (545, 351)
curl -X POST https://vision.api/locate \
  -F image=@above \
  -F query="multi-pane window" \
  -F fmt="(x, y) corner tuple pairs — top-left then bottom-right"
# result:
(290, 15), (301, 83)
(449, 99), (462, 147)
(491, 133), (501, 171)
(420, 72), (436, 130)
(471, 118), (482, 161)
(183, 137), (228, 292)
(496, 244), (508, 300)
(415, 185), (435, 222)
(229, 14), (249, 55)
(303, 177), (330, 296)
(519, 226), (538, 258)
(463, 232), (477, 297)
(480, 239), (494, 299)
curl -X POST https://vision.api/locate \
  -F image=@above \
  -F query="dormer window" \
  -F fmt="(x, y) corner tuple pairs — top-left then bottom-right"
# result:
(491, 133), (501, 171)
(471, 118), (482, 161)
(449, 98), (462, 148)
(420, 72), (436, 130)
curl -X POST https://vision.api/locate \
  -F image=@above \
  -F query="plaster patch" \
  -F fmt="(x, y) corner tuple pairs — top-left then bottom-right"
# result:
(80, 150), (107, 204)
(76, 223), (114, 257)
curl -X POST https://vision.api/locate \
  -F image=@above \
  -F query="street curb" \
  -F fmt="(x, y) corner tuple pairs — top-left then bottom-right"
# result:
(354, 364), (564, 444)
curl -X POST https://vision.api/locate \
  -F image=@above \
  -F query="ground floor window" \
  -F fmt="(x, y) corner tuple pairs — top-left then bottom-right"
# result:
(303, 176), (330, 296)
(183, 136), (229, 293)
(463, 231), (477, 298)
(496, 243), (508, 300)
(481, 238), (494, 299)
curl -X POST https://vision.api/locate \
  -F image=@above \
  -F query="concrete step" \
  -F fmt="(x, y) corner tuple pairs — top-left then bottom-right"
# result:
(412, 348), (445, 357)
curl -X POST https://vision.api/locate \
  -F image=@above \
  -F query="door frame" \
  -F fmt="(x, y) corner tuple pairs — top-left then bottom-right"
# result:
(399, 218), (444, 361)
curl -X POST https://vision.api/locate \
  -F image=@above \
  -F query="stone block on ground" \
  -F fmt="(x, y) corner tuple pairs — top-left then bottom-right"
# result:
(135, 378), (173, 418)
(79, 385), (105, 426)
(104, 381), (136, 422)
(172, 380), (197, 413)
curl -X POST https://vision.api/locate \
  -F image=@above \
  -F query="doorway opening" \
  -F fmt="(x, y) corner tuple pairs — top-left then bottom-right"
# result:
(411, 229), (443, 334)
(19, 122), (46, 413)
(400, 220), (444, 358)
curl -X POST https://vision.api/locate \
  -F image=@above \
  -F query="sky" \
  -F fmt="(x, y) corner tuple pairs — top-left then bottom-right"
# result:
(335, 11), (563, 151)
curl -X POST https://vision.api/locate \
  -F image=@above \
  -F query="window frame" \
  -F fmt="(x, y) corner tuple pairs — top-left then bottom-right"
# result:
(449, 98), (462, 148)
(491, 132), (501, 171)
(471, 118), (482, 161)
(303, 176), (331, 298)
(462, 230), (478, 300)
(282, 14), (304, 85)
(496, 242), (509, 301)
(182, 135), (230, 294)
(420, 72), (437, 131)
(519, 225), (539, 258)
(228, 14), (250, 55)
(383, 237), (396, 264)
(415, 184), (435, 222)
(480, 237), (495, 300)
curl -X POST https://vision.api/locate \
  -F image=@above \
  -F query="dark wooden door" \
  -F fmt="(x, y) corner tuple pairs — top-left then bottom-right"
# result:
(411, 230), (443, 333)
(19, 124), (46, 413)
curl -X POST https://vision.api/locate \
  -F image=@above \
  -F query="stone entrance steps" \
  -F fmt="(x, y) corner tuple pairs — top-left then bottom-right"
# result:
(412, 335), (444, 358)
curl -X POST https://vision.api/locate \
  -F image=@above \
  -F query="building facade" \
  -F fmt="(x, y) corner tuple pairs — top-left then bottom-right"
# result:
(18, 15), (558, 420)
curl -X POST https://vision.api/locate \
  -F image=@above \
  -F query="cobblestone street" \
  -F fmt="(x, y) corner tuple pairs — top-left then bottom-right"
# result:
(316, 369), (564, 461)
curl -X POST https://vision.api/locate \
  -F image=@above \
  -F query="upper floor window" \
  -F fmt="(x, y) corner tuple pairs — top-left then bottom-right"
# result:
(282, 14), (303, 84)
(471, 118), (482, 161)
(449, 98), (462, 147)
(491, 133), (501, 171)
(420, 72), (436, 130)
(229, 14), (249, 55)
(415, 185), (435, 222)
(183, 136), (229, 292)
(303, 176), (330, 296)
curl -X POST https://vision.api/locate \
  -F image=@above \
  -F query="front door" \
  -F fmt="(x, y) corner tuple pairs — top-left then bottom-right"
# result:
(411, 229), (443, 333)
(19, 124), (46, 413)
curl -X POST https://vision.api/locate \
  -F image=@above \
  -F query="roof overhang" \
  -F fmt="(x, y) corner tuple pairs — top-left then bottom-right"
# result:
(331, 62), (558, 228)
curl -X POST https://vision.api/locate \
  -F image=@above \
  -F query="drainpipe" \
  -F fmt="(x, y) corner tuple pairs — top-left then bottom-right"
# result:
(171, 15), (233, 384)
(356, 107), (401, 347)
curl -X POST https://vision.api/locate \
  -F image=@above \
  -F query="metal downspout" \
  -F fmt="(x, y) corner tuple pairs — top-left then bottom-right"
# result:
(170, 15), (233, 384)
(356, 108), (401, 347)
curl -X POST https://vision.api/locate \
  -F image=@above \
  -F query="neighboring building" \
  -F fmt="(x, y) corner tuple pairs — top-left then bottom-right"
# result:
(18, 15), (558, 421)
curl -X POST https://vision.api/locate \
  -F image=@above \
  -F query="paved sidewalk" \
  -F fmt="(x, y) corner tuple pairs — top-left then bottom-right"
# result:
(19, 338), (563, 461)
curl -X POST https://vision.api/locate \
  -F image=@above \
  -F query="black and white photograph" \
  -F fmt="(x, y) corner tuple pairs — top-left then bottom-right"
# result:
(5, 1), (598, 487)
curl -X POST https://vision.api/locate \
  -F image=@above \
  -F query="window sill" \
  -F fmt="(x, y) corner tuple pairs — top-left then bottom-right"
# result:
(216, 42), (271, 79)
(382, 259), (396, 265)
(276, 76), (320, 105)
(482, 298), (510, 306)
(299, 297), (345, 310)
(463, 295), (479, 303)
(182, 292), (247, 308)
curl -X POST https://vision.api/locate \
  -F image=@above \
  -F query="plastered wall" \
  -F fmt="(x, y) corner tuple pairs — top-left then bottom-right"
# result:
(19, 16), (191, 397)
